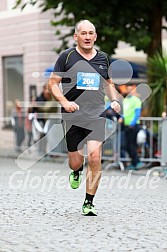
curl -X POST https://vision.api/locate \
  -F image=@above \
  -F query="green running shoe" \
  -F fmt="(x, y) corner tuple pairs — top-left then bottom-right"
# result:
(69, 171), (82, 189)
(82, 200), (97, 216)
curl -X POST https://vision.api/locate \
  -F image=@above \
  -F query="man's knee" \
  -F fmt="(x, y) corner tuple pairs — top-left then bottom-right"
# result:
(88, 153), (101, 168)
(68, 153), (84, 171)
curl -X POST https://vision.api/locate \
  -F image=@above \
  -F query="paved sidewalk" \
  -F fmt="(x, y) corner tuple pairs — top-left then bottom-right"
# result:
(0, 157), (167, 251)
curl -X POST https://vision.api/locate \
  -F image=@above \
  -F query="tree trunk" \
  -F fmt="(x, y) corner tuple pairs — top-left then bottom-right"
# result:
(147, 1), (162, 59)
(147, 1), (163, 83)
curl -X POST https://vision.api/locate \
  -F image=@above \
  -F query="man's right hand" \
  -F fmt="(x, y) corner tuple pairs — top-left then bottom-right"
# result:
(62, 101), (79, 113)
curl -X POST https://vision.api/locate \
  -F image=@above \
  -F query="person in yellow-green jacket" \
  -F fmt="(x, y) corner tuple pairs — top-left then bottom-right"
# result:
(119, 85), (144, 170)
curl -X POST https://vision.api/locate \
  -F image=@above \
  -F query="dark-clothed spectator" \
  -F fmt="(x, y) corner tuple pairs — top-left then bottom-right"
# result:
(11, 99), (25, 152)
(119, 85), (144, 170)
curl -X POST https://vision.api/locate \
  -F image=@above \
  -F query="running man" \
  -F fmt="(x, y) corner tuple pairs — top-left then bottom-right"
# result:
(48, 20), (121, 215)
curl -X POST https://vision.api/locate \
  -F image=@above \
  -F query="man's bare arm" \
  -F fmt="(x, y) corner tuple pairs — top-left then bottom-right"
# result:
(104, 79), (122, 113)
(48, 72), (79, 113)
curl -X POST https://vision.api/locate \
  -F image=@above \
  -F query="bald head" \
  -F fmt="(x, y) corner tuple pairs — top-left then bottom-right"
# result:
(75, 20), (96, 34)
(74, 19), (97, 52)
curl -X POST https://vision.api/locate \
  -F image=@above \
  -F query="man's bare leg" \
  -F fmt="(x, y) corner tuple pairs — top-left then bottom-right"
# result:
(68, 149), (84, 189)
(82, 140), (102, 215)
(68, 149), (84, 171)
(86, 140), (102, 195)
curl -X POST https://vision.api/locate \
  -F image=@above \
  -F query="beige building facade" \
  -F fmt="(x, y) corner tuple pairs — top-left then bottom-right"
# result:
(0, 0), (61, 127)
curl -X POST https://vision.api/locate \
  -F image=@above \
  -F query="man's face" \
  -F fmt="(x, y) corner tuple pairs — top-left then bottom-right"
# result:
(74, 23), (97, 51)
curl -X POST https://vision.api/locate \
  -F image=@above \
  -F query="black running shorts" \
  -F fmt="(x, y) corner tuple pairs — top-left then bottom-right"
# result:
(64, 118), (106, 152)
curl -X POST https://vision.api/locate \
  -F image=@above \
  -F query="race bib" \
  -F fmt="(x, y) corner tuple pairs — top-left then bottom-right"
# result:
(76, 72), (100, 90)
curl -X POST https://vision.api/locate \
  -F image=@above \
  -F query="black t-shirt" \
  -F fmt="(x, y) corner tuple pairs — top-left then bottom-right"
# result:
(54, 47), (111, 120)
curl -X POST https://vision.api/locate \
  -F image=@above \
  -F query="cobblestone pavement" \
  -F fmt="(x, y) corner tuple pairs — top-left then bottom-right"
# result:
(0, 157), (167, 252)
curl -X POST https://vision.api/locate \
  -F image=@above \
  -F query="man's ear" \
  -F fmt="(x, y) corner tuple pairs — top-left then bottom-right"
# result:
(94, 33), (97, 41)
(73, 33), (77, 42)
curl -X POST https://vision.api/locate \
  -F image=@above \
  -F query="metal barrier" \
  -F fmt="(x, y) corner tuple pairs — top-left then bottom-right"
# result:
(149, 118), (167, 177)
(46, 117), (67, 157)
(29, 114), (67, 157)
(0, 117), (15, 155)
(102, 117), (167, 171)
(0, 114), (68, 158)
(1, 114), (167, 175)
(102, 118), (124, 170)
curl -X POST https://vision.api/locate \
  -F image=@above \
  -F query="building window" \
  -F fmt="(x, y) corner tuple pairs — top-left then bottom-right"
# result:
(3, 56), (24, 123)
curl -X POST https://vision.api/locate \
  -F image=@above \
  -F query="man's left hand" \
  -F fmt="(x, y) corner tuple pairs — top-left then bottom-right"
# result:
(110, 100), (121, 113)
